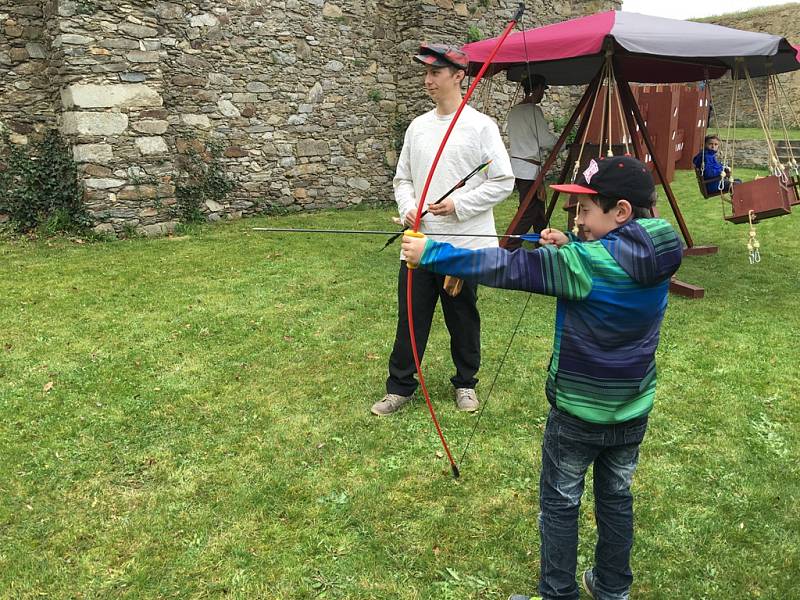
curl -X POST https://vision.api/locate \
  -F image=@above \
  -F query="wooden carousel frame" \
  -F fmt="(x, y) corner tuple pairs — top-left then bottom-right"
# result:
(500, 57), (718, 299)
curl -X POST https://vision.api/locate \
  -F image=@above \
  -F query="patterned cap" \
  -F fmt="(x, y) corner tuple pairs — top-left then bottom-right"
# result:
(413, 43), (469, 70)
(550, 156), (655, 207)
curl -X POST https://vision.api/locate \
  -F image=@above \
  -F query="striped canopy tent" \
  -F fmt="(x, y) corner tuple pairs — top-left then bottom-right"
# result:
(462, 10), (800, 298)
(461, 10), (800, 84)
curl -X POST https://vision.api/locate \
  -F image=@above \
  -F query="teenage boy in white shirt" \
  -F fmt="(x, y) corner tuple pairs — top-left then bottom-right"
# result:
(372, 43), (514, 416)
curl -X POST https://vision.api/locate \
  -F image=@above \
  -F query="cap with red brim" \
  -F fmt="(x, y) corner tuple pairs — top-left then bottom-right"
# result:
(414, 43), (469, 70)
(549, 156), (655, 206)
(549, 183), (597, 195)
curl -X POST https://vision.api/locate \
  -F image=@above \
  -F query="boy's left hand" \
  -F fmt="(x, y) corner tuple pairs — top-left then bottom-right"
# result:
(540, 227), (569, 247)
(401, 233), (427, 265)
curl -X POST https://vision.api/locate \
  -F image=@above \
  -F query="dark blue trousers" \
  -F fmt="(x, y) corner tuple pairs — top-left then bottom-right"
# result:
(538, 407), (648, 600)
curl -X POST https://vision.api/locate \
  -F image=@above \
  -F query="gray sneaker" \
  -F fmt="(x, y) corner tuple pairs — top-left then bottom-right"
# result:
(371, 393), (412, 416)
(455, 387), (479, 412)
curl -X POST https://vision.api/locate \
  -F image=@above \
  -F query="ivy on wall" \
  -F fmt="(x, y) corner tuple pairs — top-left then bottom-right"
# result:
(0, 129), (89, 233)
(174, 139), (234, 223)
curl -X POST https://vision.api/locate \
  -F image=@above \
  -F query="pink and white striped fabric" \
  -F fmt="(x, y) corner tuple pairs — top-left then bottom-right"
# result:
(462, 11), (800, 84)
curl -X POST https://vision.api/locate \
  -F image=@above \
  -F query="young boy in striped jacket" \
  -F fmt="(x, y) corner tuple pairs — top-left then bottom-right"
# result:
(402, 155), (683, 600)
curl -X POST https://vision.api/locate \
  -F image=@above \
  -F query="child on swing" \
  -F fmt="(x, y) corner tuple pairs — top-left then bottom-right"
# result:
(402, 155), (683, 600)
(693, 134), (734, 193)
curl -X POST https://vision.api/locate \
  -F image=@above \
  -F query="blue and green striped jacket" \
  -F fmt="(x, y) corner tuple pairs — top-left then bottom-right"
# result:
(418, 218), (683, 424)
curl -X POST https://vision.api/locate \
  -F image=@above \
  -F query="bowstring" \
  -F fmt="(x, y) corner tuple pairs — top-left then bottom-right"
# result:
(458, 8), (539, 469)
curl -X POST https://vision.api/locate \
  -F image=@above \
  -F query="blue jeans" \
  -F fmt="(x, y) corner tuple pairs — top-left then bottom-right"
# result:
(538, 407), (648, 600)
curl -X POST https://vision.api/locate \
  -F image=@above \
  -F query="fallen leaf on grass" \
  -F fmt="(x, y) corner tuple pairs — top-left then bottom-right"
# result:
(435, 451), (444, 459)
(43, 381), (54, 393)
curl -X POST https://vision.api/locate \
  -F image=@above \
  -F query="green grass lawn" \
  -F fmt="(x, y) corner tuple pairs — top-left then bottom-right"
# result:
(1, 170), (798, 599)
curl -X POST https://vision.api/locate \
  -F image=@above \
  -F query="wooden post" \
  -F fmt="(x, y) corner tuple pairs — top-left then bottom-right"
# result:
(501, 61), (716, 298)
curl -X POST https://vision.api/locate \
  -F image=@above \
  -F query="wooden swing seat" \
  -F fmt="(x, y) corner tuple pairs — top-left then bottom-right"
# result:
(724, 175), (793, 224)
(789, 175), (800, 206)
(694, 168), (723, 199)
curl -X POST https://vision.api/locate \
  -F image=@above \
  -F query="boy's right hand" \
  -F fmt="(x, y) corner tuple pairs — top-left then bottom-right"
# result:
(539, 228), (569, 247)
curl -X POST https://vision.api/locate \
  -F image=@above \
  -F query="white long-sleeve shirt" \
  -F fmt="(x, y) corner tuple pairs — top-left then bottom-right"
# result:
(393, 105), (514, 254)
(506, 102), (558, 180)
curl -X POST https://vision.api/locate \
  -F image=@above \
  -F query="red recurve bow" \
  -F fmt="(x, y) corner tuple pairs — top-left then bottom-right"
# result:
(406, 3), (526, 479)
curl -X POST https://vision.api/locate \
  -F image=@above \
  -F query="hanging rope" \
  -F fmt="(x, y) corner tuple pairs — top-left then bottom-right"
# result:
(597, 82), (608, 158)
(743, 61), (782, 176)
(765, 67), (772, 143)
(699, 70), (711, 176)
(568, 55), (611, 236)
(573, 57), (608, 182)
(481, 75), (495, 116)
(605, 58), (615, 157)
(768, 72), (798, 176)
(773, 71), (800, 175)
(611, 59), (631, 155)
(747, 210), (761, 264)
(718, 60), (740, 218)
(720, 62), (738, 172)
(504, 81), (522, 129)
(706, 71), (717, 135)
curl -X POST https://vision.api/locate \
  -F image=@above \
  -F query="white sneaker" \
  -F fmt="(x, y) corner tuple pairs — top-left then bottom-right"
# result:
(454, 388), (479, 412)
(371, 393), (412, 416)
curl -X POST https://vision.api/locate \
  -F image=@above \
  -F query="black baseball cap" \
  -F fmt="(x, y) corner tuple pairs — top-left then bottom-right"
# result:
(550, 155), (655, 207)
(413, 43), (469, 70)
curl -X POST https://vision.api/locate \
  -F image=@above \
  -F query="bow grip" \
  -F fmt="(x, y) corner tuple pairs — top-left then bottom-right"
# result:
(404, 230), (426, 270)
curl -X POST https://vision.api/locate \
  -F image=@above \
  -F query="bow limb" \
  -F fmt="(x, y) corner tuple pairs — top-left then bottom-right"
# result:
(407, 3), (525, 479)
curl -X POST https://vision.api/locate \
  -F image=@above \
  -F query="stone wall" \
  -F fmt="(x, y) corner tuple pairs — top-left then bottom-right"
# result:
(697, 4), (800, 130)
(725, 138), (800, 169)
(0, 1), (54, 140)
(1, 0), (618, 235)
